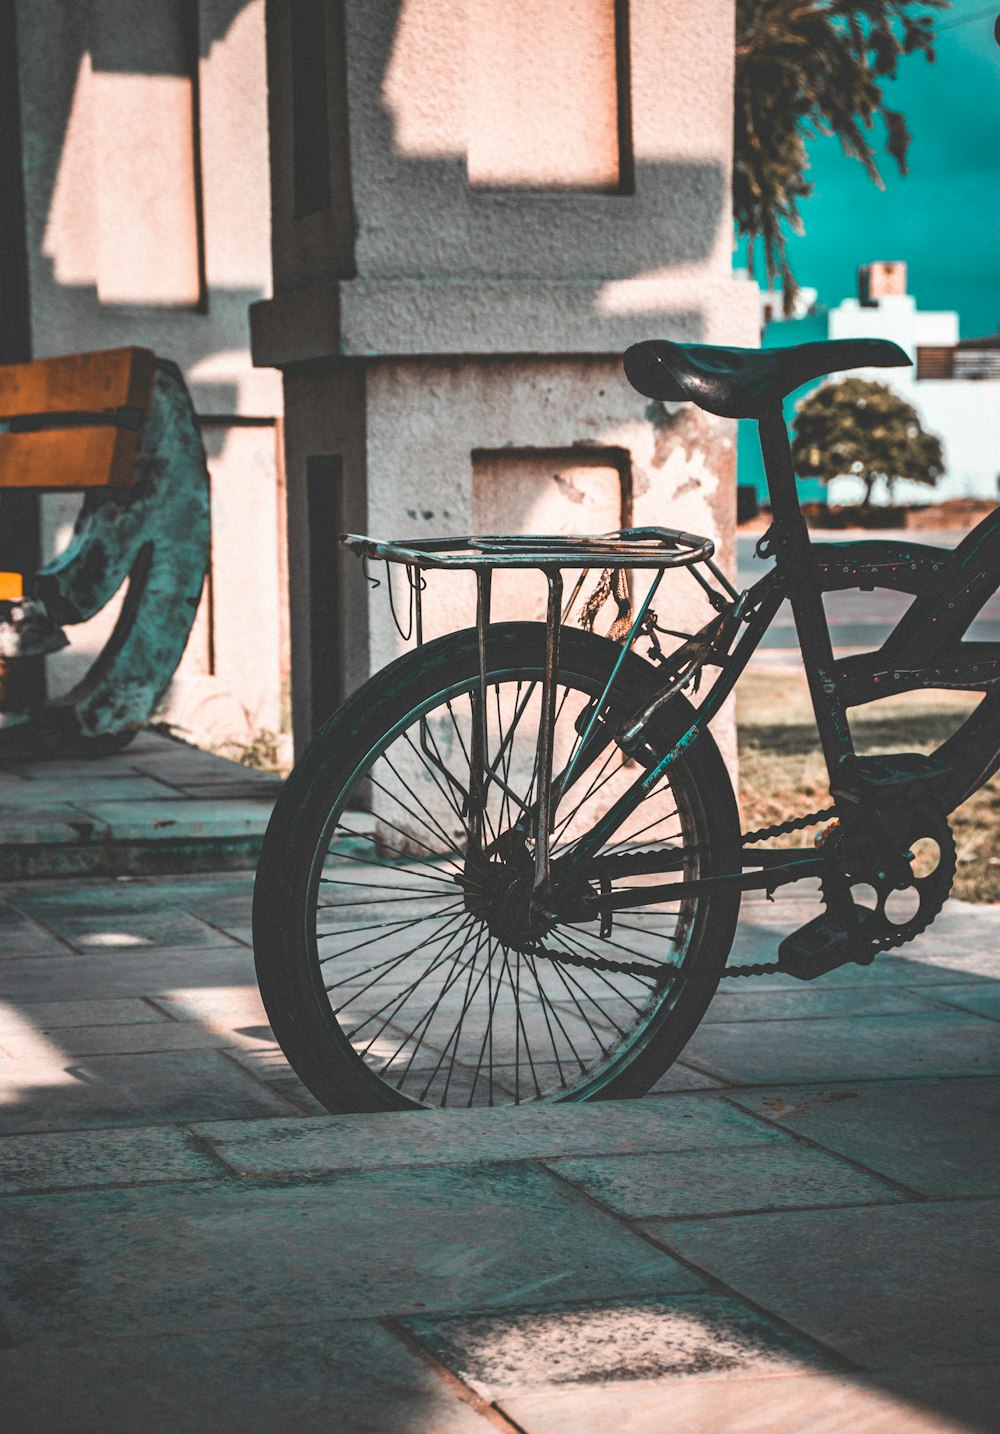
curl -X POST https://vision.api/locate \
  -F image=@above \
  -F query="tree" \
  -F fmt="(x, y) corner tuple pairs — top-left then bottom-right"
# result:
(733, 0), (948, 313)
(791, 377), (944, 507)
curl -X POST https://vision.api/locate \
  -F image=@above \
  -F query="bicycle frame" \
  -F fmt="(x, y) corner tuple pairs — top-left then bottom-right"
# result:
(552, 404), (1000, 917)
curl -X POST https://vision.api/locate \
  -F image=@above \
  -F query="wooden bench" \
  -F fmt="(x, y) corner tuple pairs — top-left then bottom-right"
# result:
(0, 347), (155, 599)
(0, 346), (209, 752)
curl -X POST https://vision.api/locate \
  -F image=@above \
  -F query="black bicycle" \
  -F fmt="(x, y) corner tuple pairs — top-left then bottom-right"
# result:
(253, 336), (1000, 1112)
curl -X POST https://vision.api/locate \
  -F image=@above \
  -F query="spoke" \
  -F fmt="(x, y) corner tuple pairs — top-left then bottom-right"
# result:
(325, 930), (464, 996)
(325, 900), (470, 992)
(412, 719), (473, 818)
(346, 913), (479, 1047)
(551, 742), (624, 844)
(376, 919), (491, 1086)
(422, 922), (496, 1105)
(447, 694), (501, 846)
(466, 935), (508, 1107)
(527, 955), (592, 1071)
(332, 835), (464, 888)
(382, 743), (472, 848)
(316, 903), (464, 967)
(499, 945), (543, 1103)
(551, 929), (661, 1015)
(320, 876), (455, 896)
(319, 891), (457, 908)
(537, 945), (629, 1049)
(368, 769), (467, 865)
(557, 918), (675, 968)
(325, 912), (470, 1015)
(521, 950), (575, 1089)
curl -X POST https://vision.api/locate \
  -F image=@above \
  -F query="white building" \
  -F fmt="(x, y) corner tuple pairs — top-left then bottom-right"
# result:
(826, 262), (1000, 506)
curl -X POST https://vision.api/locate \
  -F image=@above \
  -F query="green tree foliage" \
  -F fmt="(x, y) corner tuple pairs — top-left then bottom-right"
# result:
(791, 377), (944, 506)
(734, 0), (948, 312)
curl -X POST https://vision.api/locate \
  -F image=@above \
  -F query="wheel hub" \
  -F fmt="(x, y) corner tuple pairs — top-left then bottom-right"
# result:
(460, 849), (554, 952)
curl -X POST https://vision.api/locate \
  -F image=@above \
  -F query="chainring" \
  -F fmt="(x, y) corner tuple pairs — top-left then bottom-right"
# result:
(822, 801), (957, 956)
(725, 801), (956, 979)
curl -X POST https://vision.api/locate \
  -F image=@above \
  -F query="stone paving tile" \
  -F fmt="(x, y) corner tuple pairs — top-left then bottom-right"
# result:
(0, 1020), (241, 1058)
(0, 1047), (295, 1133)
(0, 1321), (492, 1434)
(0, 777), (181, 805)
(728, 1077), (1000, 1197)
(170, 778), (281, 800)
(0, 1126), (224, 1194)
(0, 901), (73, 957)
(0, 1164), (706, 1341)
(146, 983), (269, 1031)
(74, 799), (272, 843)
(702, 984), (944, 1023)
(0, 806), (112, 845)
(499, 1366), (996, 1434)
(178, 894), (255, 925)
(405, 1292), (822, 1397)
(719, 949), (990, 991)
(6, 873), (253, 915)
(193, 1097), (784, 1178)
(650, 1198), (1000, 1369)
(646, 1061), (726, 1093)
(0, 947), (258, 1003)
(682, 1009), (1000, 1085)
(0, 997), (166, 1030)
(24, 910), (242, 952)
(220, 1043), (329, 1115)
(217, 923), (254, 945)
(921, 983), (1000, 1022)
(547, 1141), (905, 1219)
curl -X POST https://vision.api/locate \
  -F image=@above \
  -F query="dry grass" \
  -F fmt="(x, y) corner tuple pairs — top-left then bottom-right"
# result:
(737, 669), (1000, 903)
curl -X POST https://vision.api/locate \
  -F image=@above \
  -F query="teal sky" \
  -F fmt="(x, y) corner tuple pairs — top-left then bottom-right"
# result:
(737, 4), (1000, 499)
(738, 3), (1000, 337)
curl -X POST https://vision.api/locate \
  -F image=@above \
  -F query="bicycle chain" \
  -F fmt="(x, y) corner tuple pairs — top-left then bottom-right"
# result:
(529, 806), (838, 984)
(530, 800), (953, 983)
(530, 942), (669, 983)
(724, 806), (836, 978)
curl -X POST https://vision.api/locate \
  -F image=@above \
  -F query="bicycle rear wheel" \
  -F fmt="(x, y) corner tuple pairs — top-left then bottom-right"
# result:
(253, 622), (741, 1111)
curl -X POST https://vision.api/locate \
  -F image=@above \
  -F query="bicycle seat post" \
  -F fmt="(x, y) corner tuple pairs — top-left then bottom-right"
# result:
(758, 403), (856, 778)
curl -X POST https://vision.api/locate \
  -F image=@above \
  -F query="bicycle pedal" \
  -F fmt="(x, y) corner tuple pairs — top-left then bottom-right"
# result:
(832, 752), (951, 805)
(778, 908), (877, 981)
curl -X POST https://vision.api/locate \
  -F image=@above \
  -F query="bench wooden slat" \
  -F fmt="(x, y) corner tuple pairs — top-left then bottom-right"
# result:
(0, 347), (155, 422)
(0, 426), (140, 490)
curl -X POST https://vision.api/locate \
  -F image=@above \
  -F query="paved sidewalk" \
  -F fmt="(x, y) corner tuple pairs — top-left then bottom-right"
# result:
(1, 866), (998, 1433)
(0, 732), (280, 879)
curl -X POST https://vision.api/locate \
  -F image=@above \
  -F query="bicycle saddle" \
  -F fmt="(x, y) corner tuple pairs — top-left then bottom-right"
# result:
(623, 337), (910, 419)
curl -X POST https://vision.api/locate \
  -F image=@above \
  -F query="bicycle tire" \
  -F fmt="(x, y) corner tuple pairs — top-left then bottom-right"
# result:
(253, 622), (741, 1112)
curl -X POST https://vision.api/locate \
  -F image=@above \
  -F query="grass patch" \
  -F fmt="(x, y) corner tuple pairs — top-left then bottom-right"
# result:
(737, 669), (1000, 903)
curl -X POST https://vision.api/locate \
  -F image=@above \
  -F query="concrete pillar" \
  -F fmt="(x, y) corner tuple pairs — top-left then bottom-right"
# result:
(252, 0), (758, 757)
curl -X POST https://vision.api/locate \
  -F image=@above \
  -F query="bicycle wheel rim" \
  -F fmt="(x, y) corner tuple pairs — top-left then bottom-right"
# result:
(296, 645), (725, 1109)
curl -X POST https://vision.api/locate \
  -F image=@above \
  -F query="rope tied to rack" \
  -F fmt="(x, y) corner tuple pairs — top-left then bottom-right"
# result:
(579, 567), (634, 643)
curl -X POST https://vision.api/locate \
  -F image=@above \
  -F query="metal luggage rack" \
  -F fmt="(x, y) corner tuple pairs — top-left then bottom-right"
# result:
(340, 526), (716, 572)
(340, 525), (741, 658)
(341, 525), (743, 899)
(341, 523), (742, 705)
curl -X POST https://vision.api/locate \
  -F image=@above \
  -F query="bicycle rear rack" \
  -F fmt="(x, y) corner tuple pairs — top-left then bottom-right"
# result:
(341, 526), (740, 901)
(341, 526), (716, 572)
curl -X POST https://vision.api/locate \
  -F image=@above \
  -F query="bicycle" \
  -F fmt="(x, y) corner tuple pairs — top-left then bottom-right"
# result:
(252, 336), (1000, 1113)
